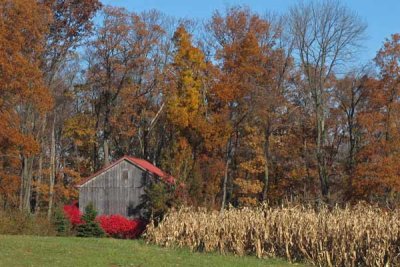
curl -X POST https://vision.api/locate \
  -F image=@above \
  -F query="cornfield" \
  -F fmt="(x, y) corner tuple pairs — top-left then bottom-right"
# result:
(145, 204), (400, 266)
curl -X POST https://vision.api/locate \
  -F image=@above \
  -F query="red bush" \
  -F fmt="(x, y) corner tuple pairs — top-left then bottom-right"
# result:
(62, 203), (146, 238)
(97, 214), (146, 239)
(63, 203), (83, 226)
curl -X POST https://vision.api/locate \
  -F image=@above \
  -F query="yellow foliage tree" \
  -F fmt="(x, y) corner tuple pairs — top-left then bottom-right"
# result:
(166, 25), (207, 130)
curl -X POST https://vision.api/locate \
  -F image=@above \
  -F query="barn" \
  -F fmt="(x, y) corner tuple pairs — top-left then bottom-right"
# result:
(77, 156), (174, 217)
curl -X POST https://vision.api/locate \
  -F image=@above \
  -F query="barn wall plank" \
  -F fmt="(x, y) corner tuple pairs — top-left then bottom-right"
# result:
(79, 159), (154, 217)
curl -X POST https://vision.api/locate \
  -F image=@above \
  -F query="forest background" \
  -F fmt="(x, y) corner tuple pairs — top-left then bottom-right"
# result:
(2, 0), (400, 215)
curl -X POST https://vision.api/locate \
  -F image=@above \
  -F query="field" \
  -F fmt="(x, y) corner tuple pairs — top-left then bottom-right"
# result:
(0, 235), (300, 267)
(147, 205), (400, 266)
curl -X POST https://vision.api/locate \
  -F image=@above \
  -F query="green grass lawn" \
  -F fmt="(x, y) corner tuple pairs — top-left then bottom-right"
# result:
(0, 235), (303, 267)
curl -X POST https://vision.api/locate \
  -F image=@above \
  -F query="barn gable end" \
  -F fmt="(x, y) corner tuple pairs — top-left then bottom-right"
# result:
(78, 157), (172, 217)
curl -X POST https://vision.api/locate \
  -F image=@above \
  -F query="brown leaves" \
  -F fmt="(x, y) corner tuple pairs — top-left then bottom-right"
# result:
(0, 0), (51, 147)
(351, 36), (400, 201)
(0, 0), (53, 209)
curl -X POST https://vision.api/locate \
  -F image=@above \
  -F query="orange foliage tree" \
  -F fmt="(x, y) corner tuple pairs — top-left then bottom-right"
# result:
(0, 0), (52, 210)
(354, 34), (400, 203)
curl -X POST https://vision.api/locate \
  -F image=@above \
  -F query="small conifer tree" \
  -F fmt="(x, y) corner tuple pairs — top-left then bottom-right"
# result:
(76, 203), (104, 237)
(53, 207), (70, 236)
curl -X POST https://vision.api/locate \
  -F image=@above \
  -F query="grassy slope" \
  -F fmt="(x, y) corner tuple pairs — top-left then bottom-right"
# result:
(0, 235), (302, 267)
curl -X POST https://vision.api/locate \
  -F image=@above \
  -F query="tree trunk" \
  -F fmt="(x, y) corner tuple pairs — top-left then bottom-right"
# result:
(303, 138), (312, 199)
(103, 99), (112, 167)
(19, 159), (24, 211)
(262, 129), (270, 201)
(47, 116), (56, 219)
(143, 129), (148, 160)
(104, 138), (110, 166)
(316, 107), (329, 197)
(92, 142), (98, 171)
(19, 105), (34, 212)
(74, 142), (80, 174)
(34, 115), (47, 213)
(347, 112), (356, 191)
(19, 156), (33, 212)
(35, 152), (43, 213)
(220, 157), (230, 213)
(23, 156), (34, 212)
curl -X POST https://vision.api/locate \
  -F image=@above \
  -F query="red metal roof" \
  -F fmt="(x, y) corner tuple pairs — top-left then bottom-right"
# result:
(77, 156), (175, 187)
(126, 156), (175, 184)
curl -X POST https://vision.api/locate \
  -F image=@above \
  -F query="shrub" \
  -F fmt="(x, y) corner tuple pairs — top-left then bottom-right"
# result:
(138, 182), (178, 222)
(63, 202), (82, 227)
(62, 203), (146, 239)
(98, 214), (146, 239)
(0, 210), (56, 236)
(76, 203), (104, 238)
(146, 204), (400, 266)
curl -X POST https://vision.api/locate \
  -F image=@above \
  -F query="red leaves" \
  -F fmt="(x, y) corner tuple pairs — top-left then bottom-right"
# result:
(63, 203), (83, 226)
(97, 215), (146, 239)
(63, 204), (146, 238)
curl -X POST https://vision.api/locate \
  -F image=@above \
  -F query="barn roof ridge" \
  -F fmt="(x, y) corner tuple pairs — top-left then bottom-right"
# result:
(77, 155), (174, 187)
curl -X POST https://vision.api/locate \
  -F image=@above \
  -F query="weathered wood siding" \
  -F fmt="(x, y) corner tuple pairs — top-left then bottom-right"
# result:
(79, 160), (150, 217)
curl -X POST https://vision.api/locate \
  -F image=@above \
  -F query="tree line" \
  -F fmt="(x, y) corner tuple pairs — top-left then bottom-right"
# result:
(1, 0), (400, 214)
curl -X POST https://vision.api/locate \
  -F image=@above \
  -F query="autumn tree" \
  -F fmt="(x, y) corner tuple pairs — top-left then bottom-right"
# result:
(207, 7), (260, 209)
(207, 7), (293, 208)
(83, 7), (167, 170)
(41, 0), (101, 216)
(354, 34), (400, 203)
(0, 0), (52, 211)
(109, 10), (170, 163)
(289, 0), (366, 198)
(163, 25), (209, 203)
(332, 69), (369, 196)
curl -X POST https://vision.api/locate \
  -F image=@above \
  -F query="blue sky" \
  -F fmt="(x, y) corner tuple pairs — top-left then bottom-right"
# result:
(101, 0), (400, 64)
